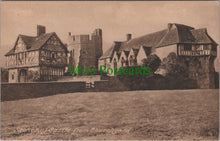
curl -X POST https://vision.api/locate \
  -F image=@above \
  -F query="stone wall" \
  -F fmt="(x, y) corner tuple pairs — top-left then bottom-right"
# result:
(1, 81), (86, 101)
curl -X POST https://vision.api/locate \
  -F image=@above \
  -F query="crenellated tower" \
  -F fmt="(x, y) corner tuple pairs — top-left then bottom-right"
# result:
(67, 29), (103, 74)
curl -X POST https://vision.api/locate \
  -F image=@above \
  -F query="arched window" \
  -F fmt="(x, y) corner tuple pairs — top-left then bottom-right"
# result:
(121, 57), (125, 67)
(130, 56), (134, 66)
(114, 58), (117, 69)
(12, 73), (14, 80)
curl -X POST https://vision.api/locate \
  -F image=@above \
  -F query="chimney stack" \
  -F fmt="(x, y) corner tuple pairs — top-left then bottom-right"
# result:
(126, 34), (132, 41)
(37, 25), (46, 36)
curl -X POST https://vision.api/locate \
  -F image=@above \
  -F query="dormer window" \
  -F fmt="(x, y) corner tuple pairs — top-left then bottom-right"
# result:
(121, 57), (125, 67)
(113, 58), (117, 69)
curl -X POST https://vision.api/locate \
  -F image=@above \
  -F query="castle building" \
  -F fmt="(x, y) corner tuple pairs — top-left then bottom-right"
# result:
(5, 25), (68, 83)
(99, 23), (218, 88)
(67, 29), (103, 73)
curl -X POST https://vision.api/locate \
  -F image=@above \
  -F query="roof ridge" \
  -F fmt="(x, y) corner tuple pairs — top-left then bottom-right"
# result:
(129, 29), (168, 42)
(18, 34), (36, 38)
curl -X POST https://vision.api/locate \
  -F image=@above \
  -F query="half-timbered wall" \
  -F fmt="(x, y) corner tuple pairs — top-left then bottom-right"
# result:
(39, 50), (67, 67)
(6, 51), (39, 68)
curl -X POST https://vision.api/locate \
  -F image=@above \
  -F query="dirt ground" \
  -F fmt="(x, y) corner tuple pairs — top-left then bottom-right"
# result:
(1, 89), (219, 140)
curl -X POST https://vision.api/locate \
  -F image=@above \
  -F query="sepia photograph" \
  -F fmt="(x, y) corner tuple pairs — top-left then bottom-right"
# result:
(1, 1), (219, 140)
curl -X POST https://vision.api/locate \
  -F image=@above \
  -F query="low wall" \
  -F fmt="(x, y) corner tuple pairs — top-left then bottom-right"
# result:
(1, 81), (86, 101)
(94, 80), (130, 92)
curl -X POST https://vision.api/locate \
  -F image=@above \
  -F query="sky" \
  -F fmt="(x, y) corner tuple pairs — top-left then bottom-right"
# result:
(1, 1), (219, 69)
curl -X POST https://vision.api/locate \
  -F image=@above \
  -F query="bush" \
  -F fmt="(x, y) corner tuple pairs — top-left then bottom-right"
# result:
(142, 54), (161, 73)
(162, 52), (188, 78)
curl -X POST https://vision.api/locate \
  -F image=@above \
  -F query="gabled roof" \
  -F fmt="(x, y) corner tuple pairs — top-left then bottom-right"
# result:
(5, 32), (67, 56)
(124, 51), (130, 57)
(100, 23), (218, 60)
(117, 52), (121, 59)
(142, 46), (152, 56)
(133, 49), (139, 57)
(99, 41), (122, 60)
(155, 23), (195, 47)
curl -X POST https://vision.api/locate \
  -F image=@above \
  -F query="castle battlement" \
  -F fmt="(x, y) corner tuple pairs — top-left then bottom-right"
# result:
(68, 28), (102, 44)
(67, 28), (103, 70)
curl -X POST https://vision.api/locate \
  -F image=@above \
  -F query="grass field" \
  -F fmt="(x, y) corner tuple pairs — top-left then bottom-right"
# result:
(1, 89), (219, 140)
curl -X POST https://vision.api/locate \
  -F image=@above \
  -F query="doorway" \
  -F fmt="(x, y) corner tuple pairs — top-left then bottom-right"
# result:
(19, 69), (27, 82)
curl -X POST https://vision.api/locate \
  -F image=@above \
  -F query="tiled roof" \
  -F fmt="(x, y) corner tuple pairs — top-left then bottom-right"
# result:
(101, 23), (218, 60)
(5, 32), (67, 56)
(119, 29), (167, 52)
(99, 41), (122, 60)
(190, 28), (218, 45)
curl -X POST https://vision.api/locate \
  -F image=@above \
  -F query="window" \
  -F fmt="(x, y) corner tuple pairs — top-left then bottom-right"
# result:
(82, 50), (87, 55)
(121, 57), (125, 67)
(113, 58), (117, 69)
(12, 73), (14, 80)
(51, 53), (56, 59)
(130, 56), (133, 66)
(195, 45), (202, 51)
(184, 44), (192, 51)
(203, 45), (209, 50)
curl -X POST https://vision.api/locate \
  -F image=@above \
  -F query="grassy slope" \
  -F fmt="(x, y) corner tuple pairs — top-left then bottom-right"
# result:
(1, 89), (219, 140)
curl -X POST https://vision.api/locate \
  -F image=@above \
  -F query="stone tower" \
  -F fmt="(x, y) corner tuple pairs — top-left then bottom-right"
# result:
(67, 29), (103, 74)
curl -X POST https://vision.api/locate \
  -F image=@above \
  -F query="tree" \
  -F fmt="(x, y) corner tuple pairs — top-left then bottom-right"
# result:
(142, 54), (161, 73)
(162, 52), (188, 78)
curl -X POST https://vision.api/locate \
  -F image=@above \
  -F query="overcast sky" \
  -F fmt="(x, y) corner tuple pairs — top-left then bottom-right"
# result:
(1, 1), (219, 69)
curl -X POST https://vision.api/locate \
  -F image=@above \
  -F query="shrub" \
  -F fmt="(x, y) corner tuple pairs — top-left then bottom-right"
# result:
(142, 54), (161, 73)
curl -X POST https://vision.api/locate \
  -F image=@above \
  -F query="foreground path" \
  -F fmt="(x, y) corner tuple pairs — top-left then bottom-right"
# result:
(1, 89), (219, 140)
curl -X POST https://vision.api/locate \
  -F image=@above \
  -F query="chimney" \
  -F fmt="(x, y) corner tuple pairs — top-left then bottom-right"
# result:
(68, 32), (71, 36)
(126, 34), (132, 41)
(37, 25), (46, 36)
